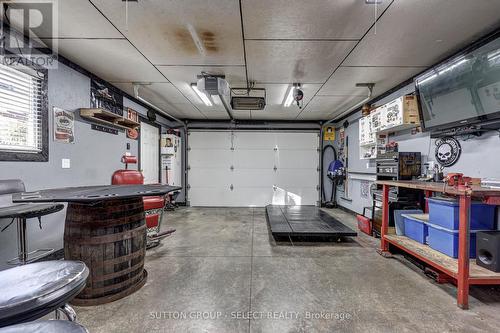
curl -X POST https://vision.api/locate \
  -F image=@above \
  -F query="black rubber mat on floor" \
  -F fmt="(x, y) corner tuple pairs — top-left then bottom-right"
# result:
(265, 205), (357, 240)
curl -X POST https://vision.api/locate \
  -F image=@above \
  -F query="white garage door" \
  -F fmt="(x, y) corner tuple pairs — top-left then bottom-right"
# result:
(188, 131), (319, 207)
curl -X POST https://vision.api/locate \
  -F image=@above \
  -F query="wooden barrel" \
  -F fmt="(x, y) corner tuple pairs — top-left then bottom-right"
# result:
(64, 197), (147, 306)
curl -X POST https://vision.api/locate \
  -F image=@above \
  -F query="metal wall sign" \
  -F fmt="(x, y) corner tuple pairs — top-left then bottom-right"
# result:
(91, 124), (118, 135)
(53, 107), (75, 143)
(435, 136), (461, 167)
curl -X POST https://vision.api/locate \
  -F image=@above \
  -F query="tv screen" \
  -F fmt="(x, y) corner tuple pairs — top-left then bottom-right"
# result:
(416, 36), (500, 132)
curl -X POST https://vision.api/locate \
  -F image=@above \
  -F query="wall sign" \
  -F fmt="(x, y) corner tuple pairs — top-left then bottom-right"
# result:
(323, 126), (335, 141)
(360, 180), (370, 199)
(126, 128), (139, 140)
(53, 107), (75, 143)
(435, 136), (461, 167)
(91, 124), (118, 135)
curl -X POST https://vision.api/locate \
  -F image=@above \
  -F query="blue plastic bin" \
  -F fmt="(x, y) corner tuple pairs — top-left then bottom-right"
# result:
(427, 223), (478, 258)
(427, 197), (495, 230)
(402, 214), (428, 244)
(394, 209), (424, 236)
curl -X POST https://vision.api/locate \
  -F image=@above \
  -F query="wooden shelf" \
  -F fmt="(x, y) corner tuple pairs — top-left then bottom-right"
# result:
(385, 235), (500, 283)
(377, 123), (418, 134)
(79, 108), (140, 130)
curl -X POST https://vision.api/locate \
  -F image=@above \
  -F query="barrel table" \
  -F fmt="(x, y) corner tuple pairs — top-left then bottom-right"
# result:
(12, 184), (181, 306)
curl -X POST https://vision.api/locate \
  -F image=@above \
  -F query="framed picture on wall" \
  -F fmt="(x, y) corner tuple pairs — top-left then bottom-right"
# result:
(53, 107), (75, 143)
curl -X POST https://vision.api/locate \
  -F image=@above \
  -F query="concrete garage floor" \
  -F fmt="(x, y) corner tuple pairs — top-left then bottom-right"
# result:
(76, 208), (500, 333)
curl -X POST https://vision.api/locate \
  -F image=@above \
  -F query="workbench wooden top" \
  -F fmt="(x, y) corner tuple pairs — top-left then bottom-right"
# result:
(375, 180), (500, 197)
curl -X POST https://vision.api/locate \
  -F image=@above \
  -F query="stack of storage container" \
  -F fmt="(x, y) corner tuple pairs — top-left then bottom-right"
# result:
(402, 197), (496, 258)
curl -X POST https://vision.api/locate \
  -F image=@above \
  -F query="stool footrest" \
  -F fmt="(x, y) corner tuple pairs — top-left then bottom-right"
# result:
(7, 248), (54, 265)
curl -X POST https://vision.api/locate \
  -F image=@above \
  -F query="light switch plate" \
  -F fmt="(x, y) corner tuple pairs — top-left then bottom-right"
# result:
(62, 158), (71, 169)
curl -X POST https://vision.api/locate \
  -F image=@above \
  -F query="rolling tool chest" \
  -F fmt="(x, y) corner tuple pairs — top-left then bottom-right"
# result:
(371, 152), (422, 236)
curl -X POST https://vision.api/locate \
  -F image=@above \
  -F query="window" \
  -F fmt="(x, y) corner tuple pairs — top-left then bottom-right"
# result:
(0, 63), (48, 161)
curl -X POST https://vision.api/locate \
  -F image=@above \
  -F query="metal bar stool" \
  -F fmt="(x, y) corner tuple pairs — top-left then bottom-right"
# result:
(0, 260), (89, 327)
(0, 321), (88, 333)
(0, 179), (64, 265)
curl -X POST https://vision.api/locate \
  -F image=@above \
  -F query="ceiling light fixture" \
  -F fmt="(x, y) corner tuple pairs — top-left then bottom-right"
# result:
(191, 83), (212, 106)
(187, 24), (206, 56)
(283, 86), (295, 107)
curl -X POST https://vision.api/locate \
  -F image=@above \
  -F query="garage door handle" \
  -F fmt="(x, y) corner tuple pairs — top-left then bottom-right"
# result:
(230, 184), (234, 191)
(273, 166), (277, 172)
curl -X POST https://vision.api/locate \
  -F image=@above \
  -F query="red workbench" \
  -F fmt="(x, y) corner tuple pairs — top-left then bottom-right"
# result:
(377, 180), (500, 310)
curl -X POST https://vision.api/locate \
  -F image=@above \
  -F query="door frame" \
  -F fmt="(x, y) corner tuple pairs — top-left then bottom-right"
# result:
(138, 115), (162, 183)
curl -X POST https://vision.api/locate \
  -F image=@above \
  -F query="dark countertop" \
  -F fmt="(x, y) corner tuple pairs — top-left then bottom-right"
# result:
(12, 184), (182, 203)
(0, 203), (64, 219)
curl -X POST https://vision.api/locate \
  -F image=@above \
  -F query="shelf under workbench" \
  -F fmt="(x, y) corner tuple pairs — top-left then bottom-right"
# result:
(385, 235), (500, 284)
(377, 180), (500, 309)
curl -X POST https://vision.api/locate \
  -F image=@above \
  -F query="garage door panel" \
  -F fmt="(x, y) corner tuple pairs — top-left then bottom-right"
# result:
(273, 132), (319, 149)
(276, 150), (319, 169)
(232, 132), (278, 150)
(189, 169), (232, 187)
(189, 186), (274, 206)
(232, 169), (275, 187)
(276, 169), (318, 187)
(233, 149), (276, 168)
(233, 132), (318, 150)
(189, 149), (233, 168)
(189, 132), (233, 149)
(271, 187), (318, 206)
(188, 187), (235, 207)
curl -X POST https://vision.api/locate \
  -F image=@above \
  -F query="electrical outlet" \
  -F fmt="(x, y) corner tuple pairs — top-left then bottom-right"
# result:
(62, 158), (71, 169)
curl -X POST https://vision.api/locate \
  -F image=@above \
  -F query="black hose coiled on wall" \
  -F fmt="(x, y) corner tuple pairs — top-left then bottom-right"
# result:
(322, 144), (337, 203)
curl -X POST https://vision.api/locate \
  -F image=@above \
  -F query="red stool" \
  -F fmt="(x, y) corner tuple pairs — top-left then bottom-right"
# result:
(111, 155), (175, 248)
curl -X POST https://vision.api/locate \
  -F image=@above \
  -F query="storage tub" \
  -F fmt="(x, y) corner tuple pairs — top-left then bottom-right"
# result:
(427, 197), (495, 230)
(402, 214), (428, 244)
(394, 209), (424, 236)
(427, 222), (478, 258)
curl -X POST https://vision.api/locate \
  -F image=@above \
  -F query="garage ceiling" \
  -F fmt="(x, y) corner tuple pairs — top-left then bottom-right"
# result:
(27, 0), (500, 120)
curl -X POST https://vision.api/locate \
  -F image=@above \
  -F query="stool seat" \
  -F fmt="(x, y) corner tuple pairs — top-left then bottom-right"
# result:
(0, 261), (89, 327)
(143, 196), (165, 210)
(0, 321), (88, 333)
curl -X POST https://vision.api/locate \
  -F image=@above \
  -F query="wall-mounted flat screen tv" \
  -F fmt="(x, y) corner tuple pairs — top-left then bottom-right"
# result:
(415, 35), (500, 132)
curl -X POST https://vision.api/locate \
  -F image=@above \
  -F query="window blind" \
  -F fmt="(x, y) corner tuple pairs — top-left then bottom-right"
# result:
(0, 63), (44, 153)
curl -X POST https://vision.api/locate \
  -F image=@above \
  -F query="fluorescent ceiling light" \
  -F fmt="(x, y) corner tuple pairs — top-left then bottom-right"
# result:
(283, 86), (295, 107)
(191, 83), (212, 106)
(187, 24), (206, 56)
